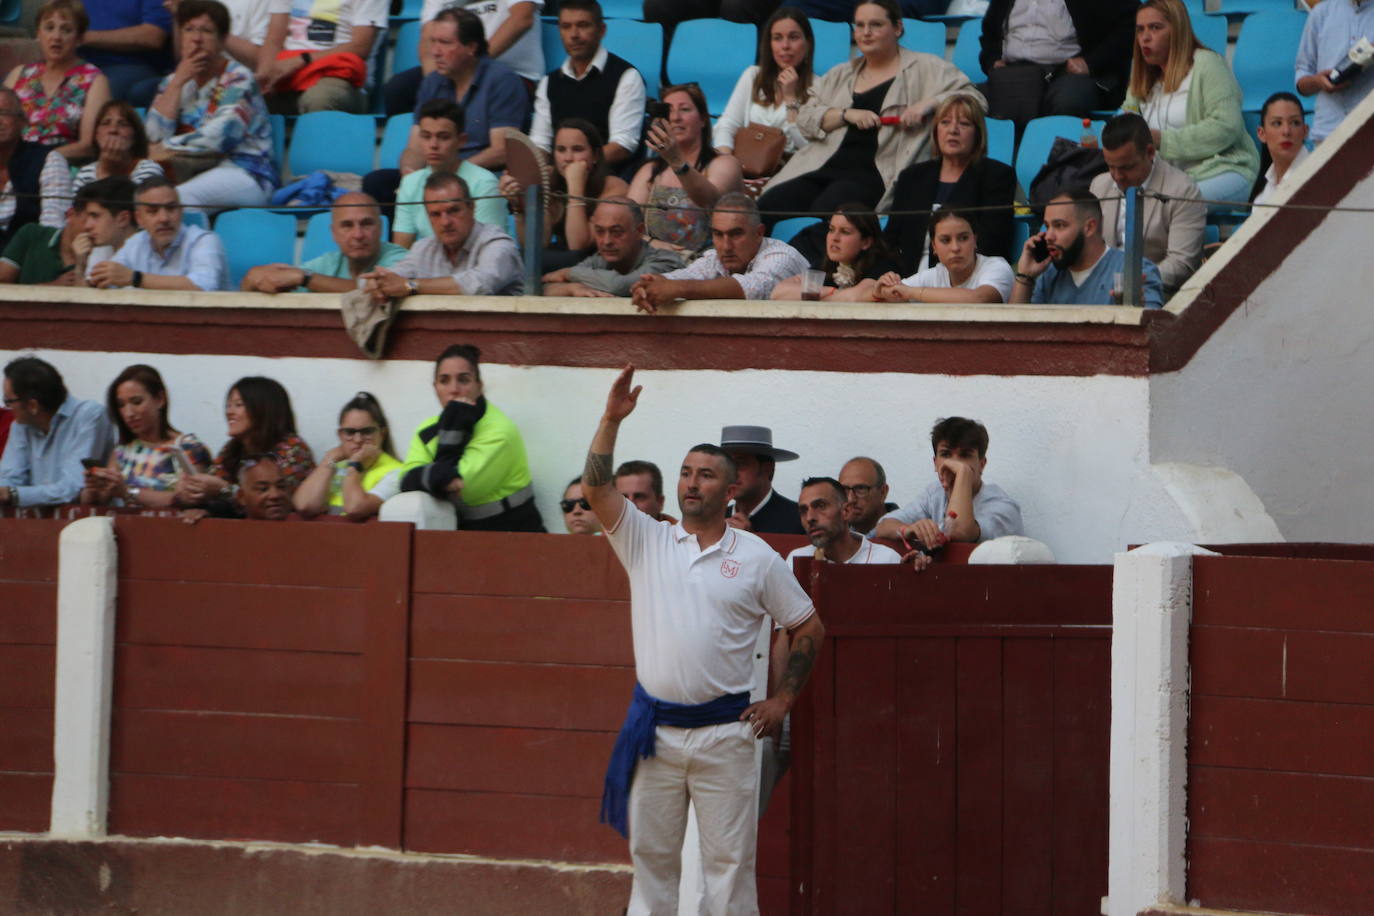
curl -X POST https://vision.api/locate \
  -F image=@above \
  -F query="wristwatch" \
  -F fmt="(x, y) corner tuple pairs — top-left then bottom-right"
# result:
(347, 461), (365, 473)
(128, 486), (143, 505)
(405, 278), (419, 296)
(131, 270), (143, 288)
(299, 269), (314, 288)
(673, 161), (691, 176)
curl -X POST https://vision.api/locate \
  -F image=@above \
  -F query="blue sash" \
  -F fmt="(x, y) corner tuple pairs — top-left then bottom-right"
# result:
(599, 682), (751, 837)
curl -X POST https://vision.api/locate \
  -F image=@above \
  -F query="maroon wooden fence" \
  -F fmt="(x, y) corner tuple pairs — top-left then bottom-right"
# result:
(1188, 554), (1374, 913)
(789, 561), (1114, 915)
(0, 519), (65, 833)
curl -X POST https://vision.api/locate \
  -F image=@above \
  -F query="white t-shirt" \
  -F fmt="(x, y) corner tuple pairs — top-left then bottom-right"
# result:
(901, 253), (1014, 302)
(223, 0), (273, 45)
(1253, 144), (1309, 207)
(786, 539), (902, 565)
(422, 0), (545, 81)
(271, 0), (388, 52)
(604, 498), (815, 704)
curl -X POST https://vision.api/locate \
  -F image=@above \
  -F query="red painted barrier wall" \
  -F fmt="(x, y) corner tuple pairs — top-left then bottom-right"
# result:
(789, 561), (1114, 915)
(1188, 554), (1374, 913)
(0, 519), (65, 832)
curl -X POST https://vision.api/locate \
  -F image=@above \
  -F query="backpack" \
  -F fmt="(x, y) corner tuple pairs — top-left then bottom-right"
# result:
(1027, 137), (1107, 216)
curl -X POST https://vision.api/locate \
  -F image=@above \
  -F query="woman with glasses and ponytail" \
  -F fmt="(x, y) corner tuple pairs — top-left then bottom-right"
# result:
(293, 392), (404, 521)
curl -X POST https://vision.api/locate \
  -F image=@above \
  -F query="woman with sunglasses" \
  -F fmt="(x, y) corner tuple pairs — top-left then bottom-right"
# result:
(757, 0), (981, 230)
(560, 476), (601, 535)
(628, 82), (743, 254)
(293, 392), (404, 521)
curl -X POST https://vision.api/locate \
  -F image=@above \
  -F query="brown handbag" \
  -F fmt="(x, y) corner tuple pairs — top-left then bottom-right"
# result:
(733, 122), (787, 179)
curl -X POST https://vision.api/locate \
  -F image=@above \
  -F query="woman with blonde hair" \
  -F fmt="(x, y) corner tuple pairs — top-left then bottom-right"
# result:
(882, 92), (1015, 276)
(1124, 0), (1257, 206)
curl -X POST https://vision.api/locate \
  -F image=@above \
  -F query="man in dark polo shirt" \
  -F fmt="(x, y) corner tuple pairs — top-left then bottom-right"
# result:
(528, 0), (645, 168)
(722, 424), (805, 535)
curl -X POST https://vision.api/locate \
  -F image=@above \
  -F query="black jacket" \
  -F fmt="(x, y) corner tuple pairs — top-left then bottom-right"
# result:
(979, 0), (1138, 98)
(884, 156), (1018, 276)
(0, 141), (49, 250)
(732, 490), (805, 536)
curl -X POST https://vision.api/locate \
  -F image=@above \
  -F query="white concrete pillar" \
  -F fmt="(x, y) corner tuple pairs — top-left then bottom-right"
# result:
(1104, 542), (1218, 916)
(49, 516), (119, 837)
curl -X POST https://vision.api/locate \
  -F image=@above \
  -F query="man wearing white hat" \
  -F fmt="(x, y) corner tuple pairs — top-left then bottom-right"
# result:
(720, 424), (805, 536)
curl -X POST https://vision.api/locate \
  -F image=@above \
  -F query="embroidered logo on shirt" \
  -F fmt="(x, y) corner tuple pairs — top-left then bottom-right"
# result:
(720, 558), (741, 579)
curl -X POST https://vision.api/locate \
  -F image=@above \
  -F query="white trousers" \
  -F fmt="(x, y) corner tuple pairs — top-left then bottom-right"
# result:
(628, 721), (759, 916)
(176, 161), (270, 215)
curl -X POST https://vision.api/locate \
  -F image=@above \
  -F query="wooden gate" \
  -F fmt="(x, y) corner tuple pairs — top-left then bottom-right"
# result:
(789, 561), (1113, 915)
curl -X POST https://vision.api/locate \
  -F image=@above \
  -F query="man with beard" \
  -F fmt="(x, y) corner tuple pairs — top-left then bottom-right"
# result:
(581, 365), (825, 915)
(787, 477), (903, 567)
(1009, 187), (1162, 308)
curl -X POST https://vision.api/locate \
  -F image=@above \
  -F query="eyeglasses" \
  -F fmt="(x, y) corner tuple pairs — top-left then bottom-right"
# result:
(338, 425), (379, 438)
(842, 484), (874, 497)
(560, 498), (591, 512)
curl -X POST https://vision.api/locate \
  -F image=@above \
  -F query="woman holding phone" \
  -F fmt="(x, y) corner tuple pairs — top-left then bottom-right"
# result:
(80, 364), (212, 508)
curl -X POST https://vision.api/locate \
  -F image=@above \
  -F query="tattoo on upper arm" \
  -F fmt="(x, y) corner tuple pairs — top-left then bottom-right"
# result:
(779, 633), (818, 698)
(584, 450), (613, 487)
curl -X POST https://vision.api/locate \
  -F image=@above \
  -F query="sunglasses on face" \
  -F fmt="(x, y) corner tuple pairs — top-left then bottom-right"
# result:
(338, 425), (379, 438)
(561, 498), (591, 512)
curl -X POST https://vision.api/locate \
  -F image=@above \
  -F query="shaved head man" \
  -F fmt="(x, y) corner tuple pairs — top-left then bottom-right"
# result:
(242, 192), (409, 293)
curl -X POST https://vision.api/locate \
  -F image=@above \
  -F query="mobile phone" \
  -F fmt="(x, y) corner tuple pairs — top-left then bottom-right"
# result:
(80, 458), (103, 469)
(646, 100), (671, 121)
(1030, 238), (1050, 262)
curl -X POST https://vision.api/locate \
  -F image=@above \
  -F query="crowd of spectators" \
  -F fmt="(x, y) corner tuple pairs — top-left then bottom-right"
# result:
(1, 353), (1026, 559)
(0, 0), (1355, 301)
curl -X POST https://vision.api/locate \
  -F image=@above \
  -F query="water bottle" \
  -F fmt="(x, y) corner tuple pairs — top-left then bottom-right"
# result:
(1080, 118), (1097, 148)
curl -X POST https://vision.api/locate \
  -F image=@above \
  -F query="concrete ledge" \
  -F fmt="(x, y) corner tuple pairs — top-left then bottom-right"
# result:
(0, 836), (631, 916)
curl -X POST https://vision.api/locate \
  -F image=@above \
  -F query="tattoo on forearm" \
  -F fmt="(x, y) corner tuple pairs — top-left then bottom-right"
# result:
(584, 450), (613, 487)
(779, 634), (817, 698)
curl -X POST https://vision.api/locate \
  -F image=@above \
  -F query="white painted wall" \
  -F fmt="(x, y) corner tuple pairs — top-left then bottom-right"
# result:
(0, 346), (1207, 562)
(1152, 168), (1374, 545)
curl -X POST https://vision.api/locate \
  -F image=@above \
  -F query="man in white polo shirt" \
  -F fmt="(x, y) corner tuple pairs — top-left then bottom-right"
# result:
(584, 365), (826, 916)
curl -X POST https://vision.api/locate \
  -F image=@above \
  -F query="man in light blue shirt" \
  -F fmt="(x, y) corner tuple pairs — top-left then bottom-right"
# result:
(393, 99), (506, 247)
(88, 177), (229, 292)
(241, 192), (407, 292)
(0, 357), (115, 508)
(1010, 188), (1163, 309)
(1296, 0), (1374, 144)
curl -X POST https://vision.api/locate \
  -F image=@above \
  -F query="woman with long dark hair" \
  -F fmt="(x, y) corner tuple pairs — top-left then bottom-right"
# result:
(628, 83), (743, 254)
(179, 375), (315, 506)
(80, 364), (212, 508)
(771, 203), (898, 301)
(293, 392), (403, 521)
(501, 118), (629, 270)
(873, 209), (1014, 303)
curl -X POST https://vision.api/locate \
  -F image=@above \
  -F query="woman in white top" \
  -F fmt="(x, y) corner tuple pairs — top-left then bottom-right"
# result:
(873, 209), (1013, 303)
(1124, 0), (1257, 207)
(713, 6), (816, 173)
(1250, 91), (1310, 208)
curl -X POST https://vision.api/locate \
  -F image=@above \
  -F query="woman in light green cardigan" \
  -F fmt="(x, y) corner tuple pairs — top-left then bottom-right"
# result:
(1124, 0), (1258, 207)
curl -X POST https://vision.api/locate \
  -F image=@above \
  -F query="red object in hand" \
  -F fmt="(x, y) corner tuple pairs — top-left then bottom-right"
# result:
(879, 115), (902, 125)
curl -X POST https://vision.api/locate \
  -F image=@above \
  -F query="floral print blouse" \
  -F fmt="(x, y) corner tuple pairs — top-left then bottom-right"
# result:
(212, 434), (316, 492)
(13, 60), (100, 147)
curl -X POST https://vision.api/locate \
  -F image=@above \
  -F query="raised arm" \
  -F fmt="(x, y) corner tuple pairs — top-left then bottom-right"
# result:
(583, 364), (641, 529)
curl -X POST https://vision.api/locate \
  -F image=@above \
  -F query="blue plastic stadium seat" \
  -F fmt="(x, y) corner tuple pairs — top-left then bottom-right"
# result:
(1010, 214), (1034, 262)
(604, 20), (665, 93)
(540, 18), (564, 74)
(1190, 10), (1228, 55)
(378, 113), (412, 170)
(0, 0), (20, 25)
(268, 113), (286, 177)
(215, 210), (300, 290)
(811, 20), (853, 74)
(301, 210), (391, 263)
(1214, 0), (1301, 17)
(391, 0), (422, 21)
(1015, 115), (1100, 193)
(986, 116), (1014, 165)
(899, 18), (946, 57)
(598, 0), (641, 17)
(182, 210), (208, 229)
(1232, 10), (1309, 113)
(666, 20), (758, 114)
(392, 20), (422, 75)
(287, 111), (378, 177)
(770, 216), (821, 243)
(951, 17), (985, 83)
